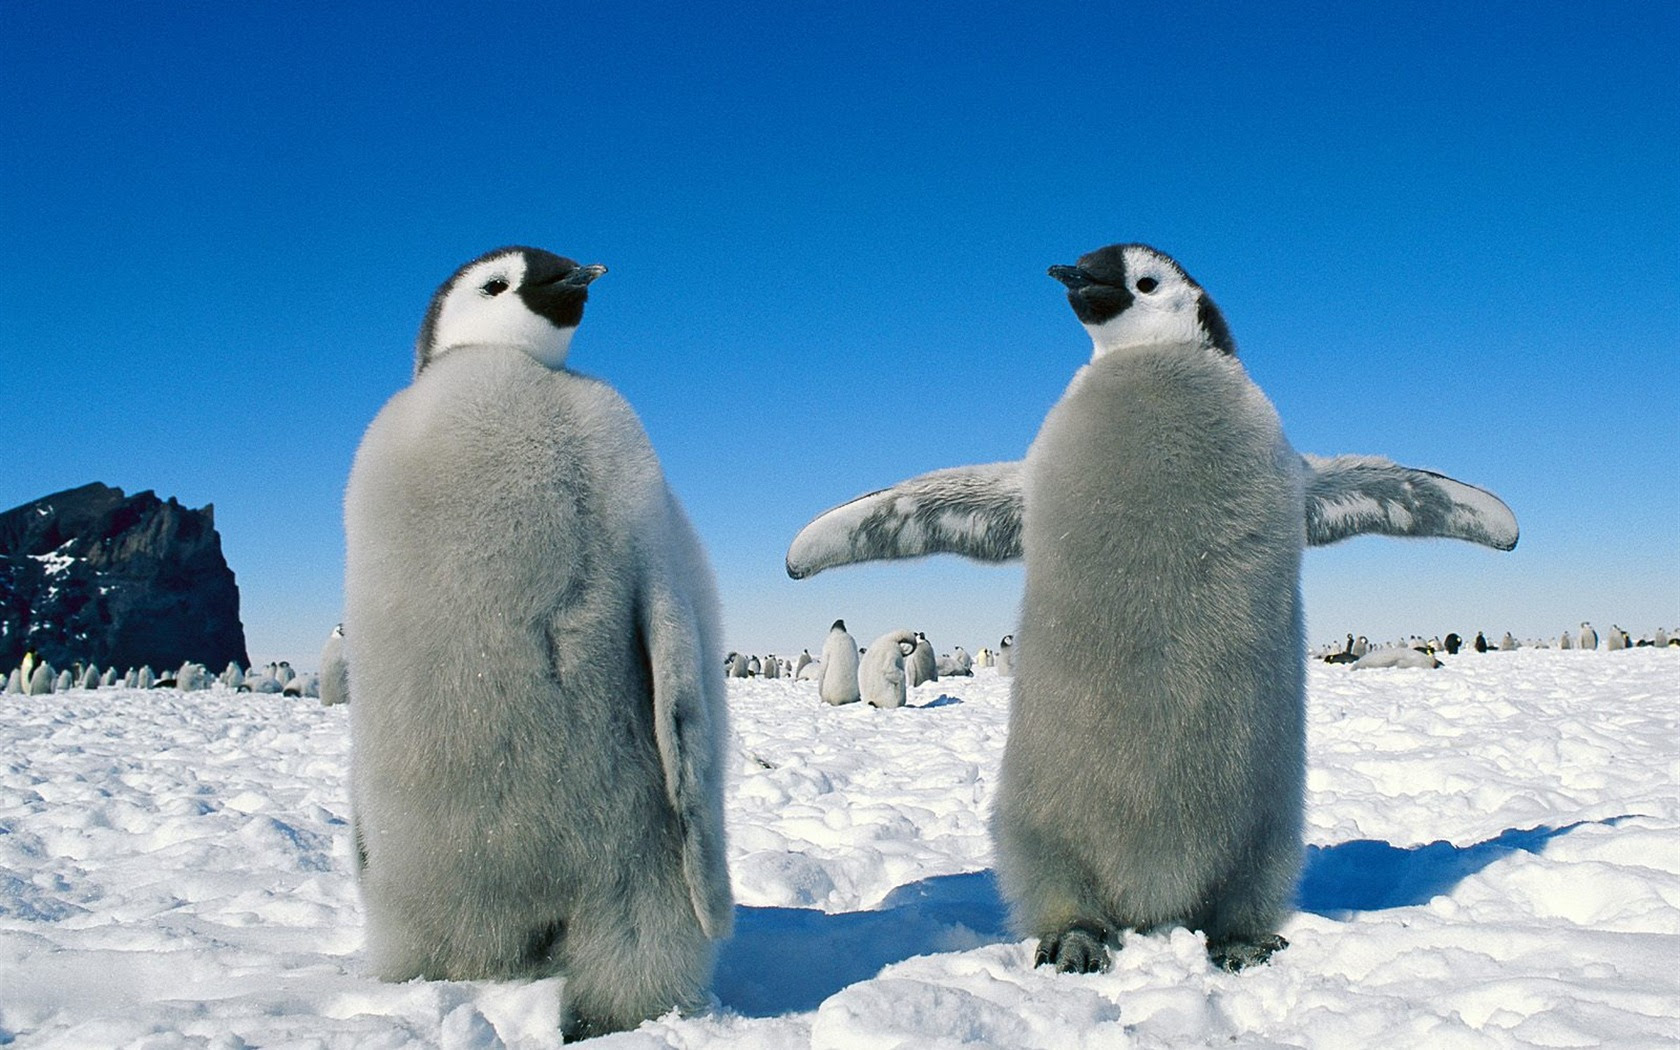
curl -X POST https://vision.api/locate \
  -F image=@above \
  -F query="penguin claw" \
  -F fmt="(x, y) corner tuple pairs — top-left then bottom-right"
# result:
(1034, 923), (1111, 973)
(1208, 933), (1288, 972)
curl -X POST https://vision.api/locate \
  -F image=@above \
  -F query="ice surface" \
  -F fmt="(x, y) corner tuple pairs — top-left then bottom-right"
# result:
(1, 648), (1676, 1047)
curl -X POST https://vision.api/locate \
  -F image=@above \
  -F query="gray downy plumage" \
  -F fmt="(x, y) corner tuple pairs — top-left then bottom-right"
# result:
(344, 246), (731, 1039)
(994, 635), (1015, 677)
(907, 633), (938, 686)
(784, 242), (1519, 973)
(858, 629), (916, 709)
(818, 619), (861, 705)
(319, 624), (349, 707)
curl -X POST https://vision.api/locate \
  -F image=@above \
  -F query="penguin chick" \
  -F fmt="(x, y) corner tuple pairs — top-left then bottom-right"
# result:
(858, 629), (917, 709)
(818, 619), (861, 705)
(345, 246), (731, 1039)
(784, 242), (1519, 974)
(319, 624), (349, 707)
(907, 632), (938, 686)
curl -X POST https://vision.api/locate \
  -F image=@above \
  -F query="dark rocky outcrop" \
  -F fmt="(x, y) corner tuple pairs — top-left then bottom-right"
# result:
(0, 483), (249, 672)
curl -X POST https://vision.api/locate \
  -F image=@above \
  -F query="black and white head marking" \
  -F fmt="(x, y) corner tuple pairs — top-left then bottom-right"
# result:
(414, 245), (607, 375)
(1048, 243), (1235, 359)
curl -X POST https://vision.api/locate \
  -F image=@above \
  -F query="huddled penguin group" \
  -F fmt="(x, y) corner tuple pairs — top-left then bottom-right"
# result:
(786, 242), (1520, 973)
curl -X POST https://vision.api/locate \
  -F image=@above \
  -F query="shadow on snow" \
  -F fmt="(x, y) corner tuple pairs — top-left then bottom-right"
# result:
(1297, 817), (1631, 918)
(716, 818), (1631, 1016)
(715, 870), (1009, 1017)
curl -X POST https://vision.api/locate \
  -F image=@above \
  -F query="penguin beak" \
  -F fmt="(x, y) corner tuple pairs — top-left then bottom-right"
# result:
(559, 264), (608, 288)
(1048, 265), (1093, 290)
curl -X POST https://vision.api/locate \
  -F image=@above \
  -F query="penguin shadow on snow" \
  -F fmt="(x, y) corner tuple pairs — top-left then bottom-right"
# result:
(1297, 816), (1633, 917)
(715, 817), (1633, 1016)
(714, 870), (1009, 1016)
(912, 693), (965, 709)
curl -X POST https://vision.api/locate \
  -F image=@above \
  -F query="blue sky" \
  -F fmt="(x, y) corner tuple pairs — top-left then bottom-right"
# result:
(4, 2), (1676, 664)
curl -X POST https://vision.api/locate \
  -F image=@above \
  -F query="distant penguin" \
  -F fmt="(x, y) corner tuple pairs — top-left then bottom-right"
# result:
(26, 663), (54, 695)
(725, 652), (749, 678)
(344, 245), (731, 1038)
(221, 661), (245, 689)
(1558, 631), (1573, 650)
(907, 632), (938, 686)
(1656, 627), (1670, 648)
(995, 635), (1015, 677)
(20, 650), (37, 689)
(1323, 634), (1358, 664)
(1499, 632), (1518, 651)
(176, 663), (209, 692)
(1474, 631), (1490, 653)
(77, 665), (99, 690)
(1579, 622), (1598, 650)
(1352, 647), (1442, 670)
(1443, 632), (1462, 655)
(818, 620), (861, 705)
(98, 667), (117, 688)
(762, 654), (781, 679)
(975, 647), (994, 668)
(746, 655), (762, 677)
(1607, 625), (1628, 651)
(784, 241), (1519, 972)
(4, 668), (20, 693)
(859, 629), (917, 709)
(136, 665), (155, 690)
(1350, 635), (1370, 658)
(320, 624), (350, 707)
(937, 646), (974, 677)
(792, 649), (812, 680)
(53, 669), (73, 692)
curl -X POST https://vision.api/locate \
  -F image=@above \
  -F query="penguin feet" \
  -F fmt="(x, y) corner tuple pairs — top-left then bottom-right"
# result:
(1033, 923), (1111, 973)
(1208, 933), (1288, 972)
(561, 1010), (607, 1043)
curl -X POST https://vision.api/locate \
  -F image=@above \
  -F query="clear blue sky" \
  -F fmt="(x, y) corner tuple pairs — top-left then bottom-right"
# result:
(4, 2), (1676, 664)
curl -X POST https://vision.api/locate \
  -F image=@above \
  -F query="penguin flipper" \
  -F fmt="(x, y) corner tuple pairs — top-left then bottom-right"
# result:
(1302, 454), (1519, 550)
(786, 461), (1025, 578)
(639, 564), (734, 940)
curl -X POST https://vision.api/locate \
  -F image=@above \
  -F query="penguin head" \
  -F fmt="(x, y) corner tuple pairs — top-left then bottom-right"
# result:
(415, 246), (607, 375)
(1048, 243), (1235, 360)
(831, 619), (847, 632)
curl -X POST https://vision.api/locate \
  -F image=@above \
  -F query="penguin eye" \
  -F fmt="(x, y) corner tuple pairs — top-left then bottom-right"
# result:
(481, 278), (510, 297)
(1135, 277), (1159, 293)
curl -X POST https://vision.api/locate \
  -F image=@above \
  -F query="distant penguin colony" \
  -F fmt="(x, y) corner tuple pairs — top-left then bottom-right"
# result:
(786, 242), (1519, 972)
(343, 246), (732, 1038)
(858, 629), (917, 709)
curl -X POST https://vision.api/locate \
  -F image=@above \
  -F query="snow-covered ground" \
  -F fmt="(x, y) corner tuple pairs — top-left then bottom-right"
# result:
(2, 647), (1676, 1048)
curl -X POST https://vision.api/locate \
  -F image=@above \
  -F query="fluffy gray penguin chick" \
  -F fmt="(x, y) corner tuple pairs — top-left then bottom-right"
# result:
(318, 623), (348, 707)
(818, 619), (861, 705)
(859, 629), (917, 709)
(344, 246), (733, 1039)
(784, 242), (1518, 973)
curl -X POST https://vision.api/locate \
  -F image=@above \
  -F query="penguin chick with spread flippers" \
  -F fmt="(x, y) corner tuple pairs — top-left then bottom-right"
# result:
(345, 246), (732, 1039)
(785, 243), (1517, 974)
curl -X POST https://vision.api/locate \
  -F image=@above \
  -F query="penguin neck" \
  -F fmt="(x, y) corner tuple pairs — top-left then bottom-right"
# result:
(1083, 312), (1207, 362)
(437, 328), (576, 371)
